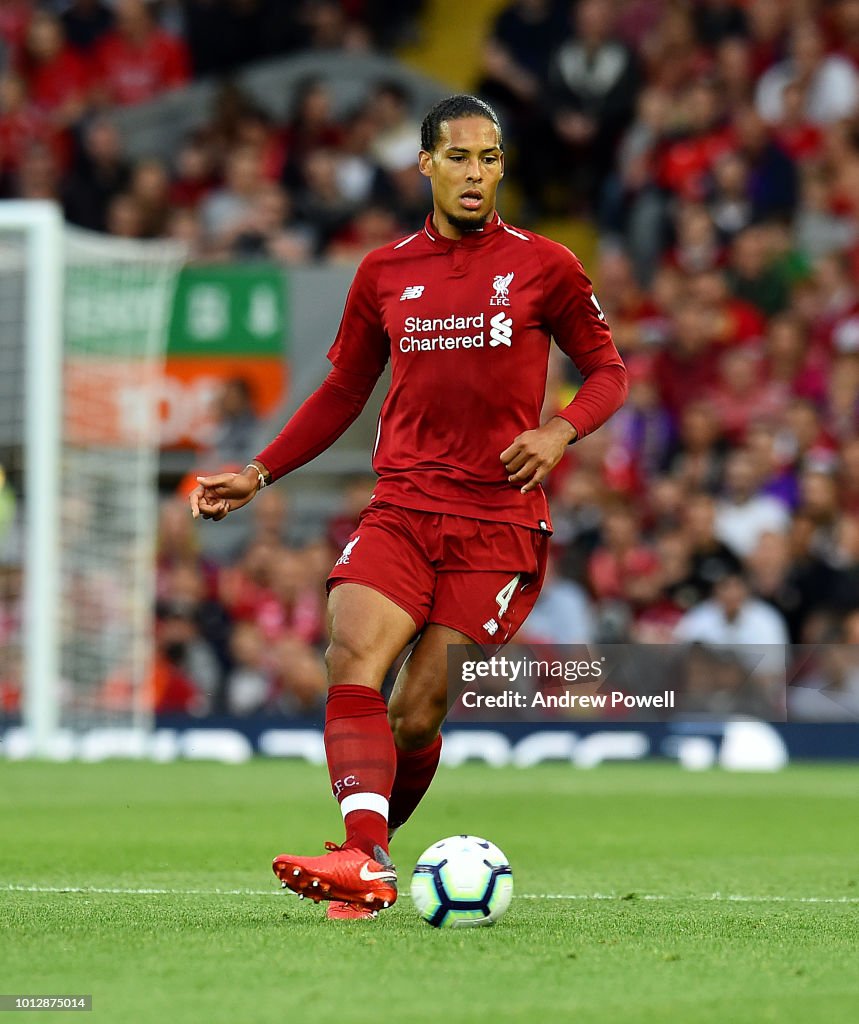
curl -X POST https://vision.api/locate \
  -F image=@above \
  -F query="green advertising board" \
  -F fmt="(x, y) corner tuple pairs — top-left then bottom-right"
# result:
(168, 264), (287, 356)
(65, 262), (176, 356)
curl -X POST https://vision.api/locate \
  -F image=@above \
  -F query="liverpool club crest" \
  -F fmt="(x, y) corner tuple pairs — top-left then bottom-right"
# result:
(490, 272), (514, 306)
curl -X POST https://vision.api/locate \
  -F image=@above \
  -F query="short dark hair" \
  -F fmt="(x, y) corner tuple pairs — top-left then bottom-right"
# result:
(420, 94), (502, 153)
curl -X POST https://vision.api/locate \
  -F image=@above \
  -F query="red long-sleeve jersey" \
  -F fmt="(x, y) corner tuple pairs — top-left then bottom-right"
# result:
(257, 213), (627, 531)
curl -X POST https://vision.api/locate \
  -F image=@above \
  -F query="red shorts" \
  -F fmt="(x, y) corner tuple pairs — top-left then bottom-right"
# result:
(327, 501), (549, 646)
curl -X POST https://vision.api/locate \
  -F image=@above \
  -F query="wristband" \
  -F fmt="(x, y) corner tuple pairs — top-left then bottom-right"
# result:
(245, 464), (267, 492)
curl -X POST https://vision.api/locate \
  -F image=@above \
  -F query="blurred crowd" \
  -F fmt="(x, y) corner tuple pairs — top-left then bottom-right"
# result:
(495, 0), (859, 719)
(150, 477), (374, 718)
(152, 0), (859, 720)
(2, 0), (859, 720)
(0, 0), (428, 258)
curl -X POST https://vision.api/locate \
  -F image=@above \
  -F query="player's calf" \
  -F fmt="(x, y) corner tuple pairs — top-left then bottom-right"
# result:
(388, 696), (446, 751)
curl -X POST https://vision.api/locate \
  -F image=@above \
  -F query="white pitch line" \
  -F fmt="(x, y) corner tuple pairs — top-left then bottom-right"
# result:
(3, 884), (278, 896)
(517, 893), (859, 905)
(4, 885), (859, 905)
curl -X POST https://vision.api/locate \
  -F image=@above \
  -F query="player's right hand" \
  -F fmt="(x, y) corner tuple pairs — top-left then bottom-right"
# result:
(189, 468), (259, 521)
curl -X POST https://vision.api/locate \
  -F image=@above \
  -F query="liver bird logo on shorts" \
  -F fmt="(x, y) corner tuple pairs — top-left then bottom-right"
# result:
(490, 272), (514, 306)
(336, 536), (360, 566)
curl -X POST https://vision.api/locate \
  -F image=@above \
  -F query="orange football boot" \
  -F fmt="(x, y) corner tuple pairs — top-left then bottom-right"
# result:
(273, 842), (397, 915)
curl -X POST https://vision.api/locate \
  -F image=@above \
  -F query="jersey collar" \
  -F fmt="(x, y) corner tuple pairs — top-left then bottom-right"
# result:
(423, 211), (503, 249)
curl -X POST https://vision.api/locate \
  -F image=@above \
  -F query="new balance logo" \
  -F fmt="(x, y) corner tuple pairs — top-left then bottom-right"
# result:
(336, 536), (360, 566)
(489, 312), (513, 347)
(400, 285), (425, 300)
(483, 618), (499, 636)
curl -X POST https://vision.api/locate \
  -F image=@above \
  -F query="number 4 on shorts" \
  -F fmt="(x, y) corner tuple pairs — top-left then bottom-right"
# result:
(495, 574), (521, 618)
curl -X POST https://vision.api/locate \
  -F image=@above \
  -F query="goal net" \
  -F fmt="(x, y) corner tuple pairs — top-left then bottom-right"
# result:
(0, 203), (185, 754)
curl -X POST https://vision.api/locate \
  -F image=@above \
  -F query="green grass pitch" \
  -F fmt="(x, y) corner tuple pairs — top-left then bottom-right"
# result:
(2, 760), (858, 1023)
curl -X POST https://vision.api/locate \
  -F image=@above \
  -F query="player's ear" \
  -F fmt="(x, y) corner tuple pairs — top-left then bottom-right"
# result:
(418, 149), (433, 178)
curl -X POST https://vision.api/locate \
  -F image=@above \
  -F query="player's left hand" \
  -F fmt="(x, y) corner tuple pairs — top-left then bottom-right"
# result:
(500, 417), (577, 494)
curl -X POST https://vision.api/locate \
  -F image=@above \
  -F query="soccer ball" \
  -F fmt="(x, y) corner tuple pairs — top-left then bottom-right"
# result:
(410, 835), (513, 928)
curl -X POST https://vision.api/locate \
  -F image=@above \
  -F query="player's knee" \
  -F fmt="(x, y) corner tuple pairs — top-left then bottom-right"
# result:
(325, 634), (375, 685)
(389, 699), (445, 751)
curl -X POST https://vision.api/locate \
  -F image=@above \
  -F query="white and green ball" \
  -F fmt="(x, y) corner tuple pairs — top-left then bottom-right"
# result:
(410, 835), (513, 928)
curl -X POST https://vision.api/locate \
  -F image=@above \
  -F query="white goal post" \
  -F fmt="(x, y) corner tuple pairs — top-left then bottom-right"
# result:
(0, 201), (64, 756)
(0, 201), (184, 756)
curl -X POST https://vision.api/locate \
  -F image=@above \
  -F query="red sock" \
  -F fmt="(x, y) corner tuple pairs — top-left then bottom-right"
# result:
(388, 735), (443, 830)
(324, 684), (395, 857)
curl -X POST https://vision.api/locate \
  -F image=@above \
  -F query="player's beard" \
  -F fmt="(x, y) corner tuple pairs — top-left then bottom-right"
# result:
(445, 211), (488, 233)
